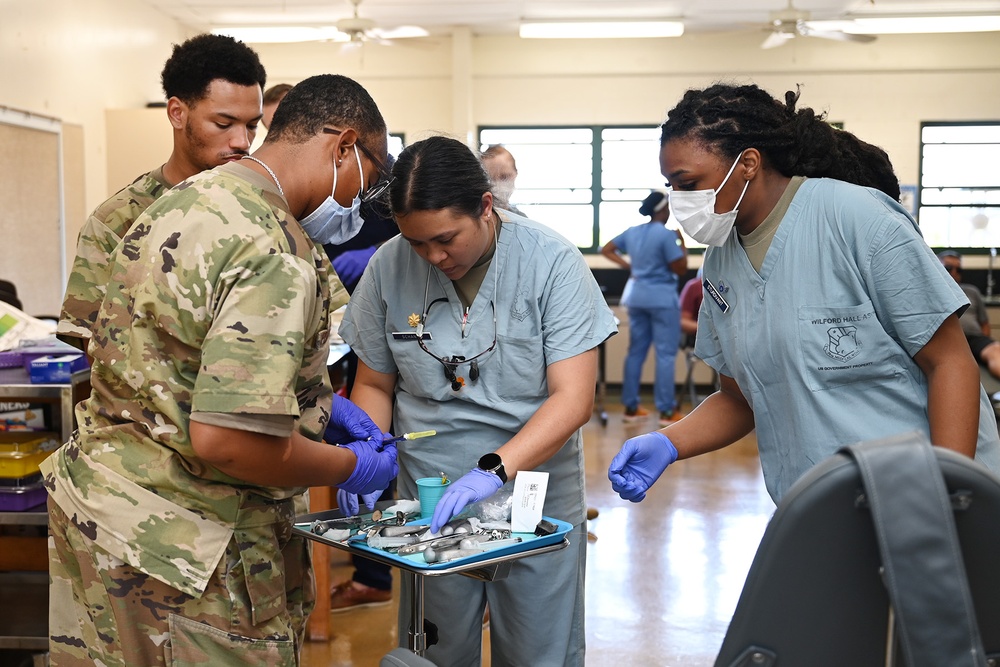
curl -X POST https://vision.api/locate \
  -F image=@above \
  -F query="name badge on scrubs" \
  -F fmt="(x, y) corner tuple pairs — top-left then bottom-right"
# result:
(703, 278), (730, 314)
(392, 331), (432, 341)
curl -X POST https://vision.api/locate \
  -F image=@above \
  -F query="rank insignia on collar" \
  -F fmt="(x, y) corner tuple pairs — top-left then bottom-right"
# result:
(408, 313), (421, 328)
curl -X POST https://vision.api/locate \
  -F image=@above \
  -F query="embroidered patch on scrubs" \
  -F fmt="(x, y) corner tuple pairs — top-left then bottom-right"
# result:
(703, 278), (730, 313)
(510, 287), (532, 322)
(823, 326), (861, 362)
(392, 331), (432, 341)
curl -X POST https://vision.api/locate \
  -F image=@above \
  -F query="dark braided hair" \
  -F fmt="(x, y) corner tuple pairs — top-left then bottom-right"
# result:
(660, 83), (899, 200)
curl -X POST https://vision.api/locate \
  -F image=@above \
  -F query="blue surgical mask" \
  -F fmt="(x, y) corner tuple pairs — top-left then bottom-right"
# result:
(299, 145), (366, 245)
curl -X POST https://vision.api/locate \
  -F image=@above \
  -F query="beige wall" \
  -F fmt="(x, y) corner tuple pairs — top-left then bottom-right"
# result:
(105, 108), (173, 195)
(0, 0), (190, 214)
(7, 3), (1000, 214)
(259, 29), (1000, 190)
(3, 0), (1000, 293)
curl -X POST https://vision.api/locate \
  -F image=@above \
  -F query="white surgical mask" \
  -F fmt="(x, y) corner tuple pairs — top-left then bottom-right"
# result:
(668, 151), (749, 247)
(299, 145), (366, 246)
(491, 179), (515, 209)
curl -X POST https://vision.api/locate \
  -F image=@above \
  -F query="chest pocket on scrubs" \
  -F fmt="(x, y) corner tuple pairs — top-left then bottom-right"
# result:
(391, 336), (443, 399)
(497, 333), (547, 401)
(797, 301), (902, 393)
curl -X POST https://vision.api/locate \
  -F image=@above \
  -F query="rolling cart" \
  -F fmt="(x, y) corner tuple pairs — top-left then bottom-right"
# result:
(293, 505), (570, 657)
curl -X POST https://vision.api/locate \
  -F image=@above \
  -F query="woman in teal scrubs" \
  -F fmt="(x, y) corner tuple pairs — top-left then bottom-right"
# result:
(609, 83), (1000, 505)
(339, 135), (617, 666)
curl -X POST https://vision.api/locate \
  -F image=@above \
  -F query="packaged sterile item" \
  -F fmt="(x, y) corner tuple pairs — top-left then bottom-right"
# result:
(28, 354), (88, 384)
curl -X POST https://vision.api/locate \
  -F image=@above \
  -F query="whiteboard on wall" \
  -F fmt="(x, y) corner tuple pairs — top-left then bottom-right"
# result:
(0, 107), (64, 318)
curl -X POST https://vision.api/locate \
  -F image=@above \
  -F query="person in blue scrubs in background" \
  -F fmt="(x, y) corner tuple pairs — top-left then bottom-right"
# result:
(339, 135), (617, 666)
(601, 190), (687, 426)
(609, 82), (1000, 506)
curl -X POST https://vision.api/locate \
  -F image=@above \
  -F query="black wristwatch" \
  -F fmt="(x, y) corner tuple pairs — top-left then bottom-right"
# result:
(477, 452), (508, 484)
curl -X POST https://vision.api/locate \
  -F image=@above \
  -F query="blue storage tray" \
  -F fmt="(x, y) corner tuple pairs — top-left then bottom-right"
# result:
(298, 515), (573, 572)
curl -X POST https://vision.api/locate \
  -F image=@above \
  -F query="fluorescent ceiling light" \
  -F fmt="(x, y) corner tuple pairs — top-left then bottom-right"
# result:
(807, 15), (1000, 35)
(211, 26), (350, 43)
(519, 21), (684, 39)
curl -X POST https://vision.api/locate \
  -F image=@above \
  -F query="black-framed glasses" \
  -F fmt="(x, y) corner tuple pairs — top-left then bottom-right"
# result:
(322, 127), (394, 203)
(941, 262), (961, 276)
(416, 298), (498, 391)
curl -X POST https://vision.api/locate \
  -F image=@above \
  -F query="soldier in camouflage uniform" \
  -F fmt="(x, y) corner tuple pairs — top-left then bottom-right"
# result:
(41, 74), (399, 667)
(58, 34), (266, 344)
(52, 33), (325, 658)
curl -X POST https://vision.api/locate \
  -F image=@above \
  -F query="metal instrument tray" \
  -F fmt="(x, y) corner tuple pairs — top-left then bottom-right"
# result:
(293, 509), (571, 580)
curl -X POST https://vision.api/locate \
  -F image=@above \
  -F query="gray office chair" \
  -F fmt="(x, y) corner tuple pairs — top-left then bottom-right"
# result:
(380, 648), (437, 667)
(715, 431), (1000, 667)
(0, 279), (22, 311)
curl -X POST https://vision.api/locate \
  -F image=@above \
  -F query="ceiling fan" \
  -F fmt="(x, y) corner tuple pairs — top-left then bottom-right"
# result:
(335, 0), (428, 45)
(761, 1), (877, 49)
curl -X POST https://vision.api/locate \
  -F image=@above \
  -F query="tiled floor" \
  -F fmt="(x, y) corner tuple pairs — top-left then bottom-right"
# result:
(301, 389), (775, 666)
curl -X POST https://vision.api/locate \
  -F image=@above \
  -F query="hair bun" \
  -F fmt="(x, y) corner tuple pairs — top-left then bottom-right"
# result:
(639, 191), (667, 217)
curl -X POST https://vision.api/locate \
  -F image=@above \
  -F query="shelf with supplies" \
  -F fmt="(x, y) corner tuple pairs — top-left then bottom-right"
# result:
(0, 366), (90, 655)
(0, 366), (91, 443)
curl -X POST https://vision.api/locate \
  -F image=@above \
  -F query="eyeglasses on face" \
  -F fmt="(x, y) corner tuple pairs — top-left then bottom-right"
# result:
(322, 127), (394, 203)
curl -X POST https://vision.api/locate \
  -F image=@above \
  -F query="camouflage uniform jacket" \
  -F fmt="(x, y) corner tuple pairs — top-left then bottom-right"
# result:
(58, 167), (171, 340)
(42, 162), (347, 598)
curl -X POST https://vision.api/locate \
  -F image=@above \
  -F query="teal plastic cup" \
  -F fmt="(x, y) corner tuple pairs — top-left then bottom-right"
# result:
(416, 477), (451, 518)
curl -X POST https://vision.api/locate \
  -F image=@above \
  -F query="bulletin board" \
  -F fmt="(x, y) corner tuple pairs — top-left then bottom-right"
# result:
(0, 108), (64, 318)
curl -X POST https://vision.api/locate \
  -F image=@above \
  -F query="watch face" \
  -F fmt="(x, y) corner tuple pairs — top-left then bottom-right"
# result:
(479, 453), (502, 470)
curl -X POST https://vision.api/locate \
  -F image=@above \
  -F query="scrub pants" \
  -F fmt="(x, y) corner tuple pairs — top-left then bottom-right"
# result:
(622, 305), (681, 414)
(397, 522), (587, 667)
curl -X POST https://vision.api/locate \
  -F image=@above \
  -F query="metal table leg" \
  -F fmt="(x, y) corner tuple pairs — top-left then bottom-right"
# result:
(406, 571), (427, 656)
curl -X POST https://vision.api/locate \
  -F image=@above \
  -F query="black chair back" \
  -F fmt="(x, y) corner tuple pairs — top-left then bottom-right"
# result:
(715, 438), (1000, 667)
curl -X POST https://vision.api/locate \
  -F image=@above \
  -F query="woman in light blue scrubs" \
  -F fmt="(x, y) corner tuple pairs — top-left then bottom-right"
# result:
(340, 135), (617, 667)
(601, 190), (688, 425)
(608, 83), (1000, 505)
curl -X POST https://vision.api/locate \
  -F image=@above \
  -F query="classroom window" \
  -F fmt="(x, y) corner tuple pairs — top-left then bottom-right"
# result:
(918, 122), (1000, 250)
(388, 133), (405, 159)
(479, 126), (691, 253)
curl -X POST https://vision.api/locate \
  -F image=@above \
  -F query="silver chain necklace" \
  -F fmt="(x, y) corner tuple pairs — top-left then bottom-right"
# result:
(241, 156), (284, 197)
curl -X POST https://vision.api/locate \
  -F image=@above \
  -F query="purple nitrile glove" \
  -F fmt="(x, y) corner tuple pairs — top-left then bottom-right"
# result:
(336, 487), (382, 517)
(608, 431), (679, 503)
(324, 394), (382, 447)
(332, 246), (378, 287)
(339, 441), (398, 496)
(430, 468), (504, 533)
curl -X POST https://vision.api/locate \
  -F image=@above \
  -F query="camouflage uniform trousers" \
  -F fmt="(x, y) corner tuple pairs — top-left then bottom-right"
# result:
(287, 493), (317, 649)
(48, 499), (315, 666)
